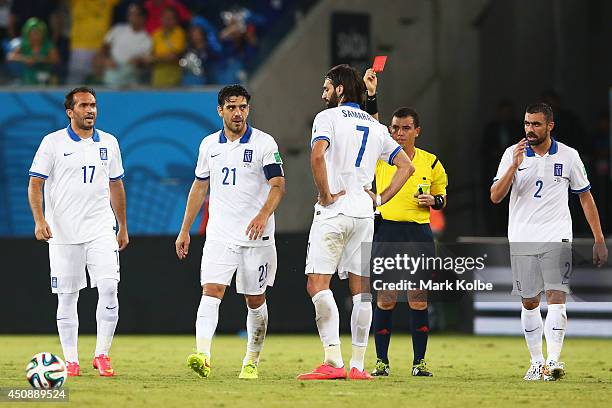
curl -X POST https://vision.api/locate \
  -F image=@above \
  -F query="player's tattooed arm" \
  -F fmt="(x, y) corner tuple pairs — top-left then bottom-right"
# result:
(28, 176), (52, 241)
(578, 191), (608, 267)
(311, 140), (345, 206)
(176, 178), (209, 259)
(490, 139), (526, 204)
(110, 179), (129, 250)
(246, 176), (285, 240)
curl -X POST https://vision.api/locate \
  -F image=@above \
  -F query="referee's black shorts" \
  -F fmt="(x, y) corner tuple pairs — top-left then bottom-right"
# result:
(374, 219), (434, 244)
(371, 220), (436, 285)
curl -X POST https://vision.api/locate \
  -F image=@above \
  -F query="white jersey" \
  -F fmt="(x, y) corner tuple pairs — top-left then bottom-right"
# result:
(195, 125), (283, 247)
(104, 24), (152, 65)
(493, 139), (590, 253)
(29, 126), (125, 244)
(310, 102), (401, 219)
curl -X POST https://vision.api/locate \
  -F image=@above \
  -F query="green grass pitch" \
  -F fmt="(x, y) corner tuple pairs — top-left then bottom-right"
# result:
(1, 334), (611, 407)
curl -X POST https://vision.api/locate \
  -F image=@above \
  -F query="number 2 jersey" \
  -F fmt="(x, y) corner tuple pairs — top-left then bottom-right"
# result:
(493, 138), (590, 251)
(29, 126), (124, 244)
(310, 102), (401, 220)
(195, 125), (283, 247)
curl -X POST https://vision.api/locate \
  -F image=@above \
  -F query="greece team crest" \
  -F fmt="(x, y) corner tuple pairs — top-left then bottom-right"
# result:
(100, 148), (108, 161)
(554, 163), (563, 176)
(244, 149), (253, 163)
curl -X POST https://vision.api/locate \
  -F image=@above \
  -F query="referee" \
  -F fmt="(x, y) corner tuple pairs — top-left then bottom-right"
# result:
(363, 69), (448, 377)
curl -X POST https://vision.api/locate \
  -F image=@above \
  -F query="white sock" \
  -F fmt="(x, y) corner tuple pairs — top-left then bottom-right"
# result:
(95, 279), (119, 357)
(545, 304), (567, 362)
(312, 289), (343, 368)
(196, 295), (221, 357)
(521, 305), (544, 364)
(57, 292), (79, 363)
(243, 302), (268, 366)
(350, 293), (372, 370)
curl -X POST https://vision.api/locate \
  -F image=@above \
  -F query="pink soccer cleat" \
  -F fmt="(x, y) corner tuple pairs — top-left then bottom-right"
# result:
(92, 355), (115, 377)
(66, 361), (80, 377)
(297, 363), (347, 380)
(348, 367), (372, 380)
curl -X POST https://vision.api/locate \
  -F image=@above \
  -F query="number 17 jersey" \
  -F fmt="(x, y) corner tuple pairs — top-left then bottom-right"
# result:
(310, 102), (401, 219)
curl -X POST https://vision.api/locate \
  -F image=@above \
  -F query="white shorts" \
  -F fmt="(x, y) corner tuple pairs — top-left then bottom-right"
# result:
(200, 240), (277, 295)
(511, 244), (572, 298)
(305, 214), (373, 279)
(48, 235), (120, 294)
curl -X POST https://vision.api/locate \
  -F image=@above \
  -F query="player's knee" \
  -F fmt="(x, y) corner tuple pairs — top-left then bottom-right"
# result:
(306, 277), (329, 298)
(97, 280), (118, 297)
(56, 292), (79, 318)
(349, 279), (370, 297)
(521, 296), (540, 310)
(377, 299), (396, 310)
(202, 284), (225, 299)
(545, 290), (566, 304)
(245, 294), (265, 309)
(409, 301), (428, 310)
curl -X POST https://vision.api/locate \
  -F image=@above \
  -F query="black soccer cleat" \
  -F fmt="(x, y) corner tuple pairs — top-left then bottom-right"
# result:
(412, 359), (433, 377)
(370, 359), (390, 376)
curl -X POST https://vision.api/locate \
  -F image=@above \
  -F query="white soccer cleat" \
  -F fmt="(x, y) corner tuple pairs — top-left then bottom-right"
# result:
(543, 361), (565, 381)
(523, 362), (543, 381)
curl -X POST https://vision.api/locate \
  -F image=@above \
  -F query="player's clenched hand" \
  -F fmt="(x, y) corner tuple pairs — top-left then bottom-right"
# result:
(116, 227), (129, 251)
(246, 212), (269, 240)
(318, 190), (345, 207)
(365, 189), (376, 207)
(512, 139), (527, 168)
(593, 242), (608, 267)
(175, 231), (191, 260)
(363, 68), (377, 96)
(34, 220), (52, 241)
(417, 194), (435, 207)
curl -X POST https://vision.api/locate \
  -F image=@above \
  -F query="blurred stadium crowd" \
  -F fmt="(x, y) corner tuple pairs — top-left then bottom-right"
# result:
(0, 0), (288, 87)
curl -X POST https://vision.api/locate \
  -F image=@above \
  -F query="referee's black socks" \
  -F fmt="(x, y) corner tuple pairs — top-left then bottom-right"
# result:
(410, 307), (429, 365)
(373, 306), (393, 364)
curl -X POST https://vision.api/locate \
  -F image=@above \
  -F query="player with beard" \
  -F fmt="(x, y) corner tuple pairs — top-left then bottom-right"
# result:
(28, 87), (128, 377)
(491, 102), (608, 381)
(298, 64), (414, 380)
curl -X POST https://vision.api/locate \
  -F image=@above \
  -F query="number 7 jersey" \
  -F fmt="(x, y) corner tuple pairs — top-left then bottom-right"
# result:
(310, 102), (401, 219)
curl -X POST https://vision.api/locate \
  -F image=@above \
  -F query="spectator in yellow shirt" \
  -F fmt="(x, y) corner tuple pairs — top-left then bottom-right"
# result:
(67, 0), (119, 84)
(150, 7), (186, 87)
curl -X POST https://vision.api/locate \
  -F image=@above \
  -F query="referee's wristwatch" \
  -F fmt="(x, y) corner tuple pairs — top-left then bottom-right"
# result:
(375, 194), (382, 207)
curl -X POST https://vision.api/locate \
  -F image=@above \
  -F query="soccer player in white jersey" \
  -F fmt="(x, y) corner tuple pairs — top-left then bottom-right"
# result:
(491, 102), (608, 381)
(28, 87), (128, 377)
(175, 85), (285, 380)
(298, 64), (414, 380)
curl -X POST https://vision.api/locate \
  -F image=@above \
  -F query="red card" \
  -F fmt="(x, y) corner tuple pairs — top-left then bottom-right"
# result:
(372, 56), (387, 72)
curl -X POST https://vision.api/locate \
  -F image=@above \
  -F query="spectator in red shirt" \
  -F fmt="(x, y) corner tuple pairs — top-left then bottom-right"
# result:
(144, 0), (191, 34)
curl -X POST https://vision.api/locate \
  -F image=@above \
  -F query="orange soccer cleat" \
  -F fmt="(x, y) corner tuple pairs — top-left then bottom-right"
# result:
(66, 361), (80, 377)
(297, 363), (347, 380)
(92, 355), (115, 377)
(348, 367), (372, 380)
